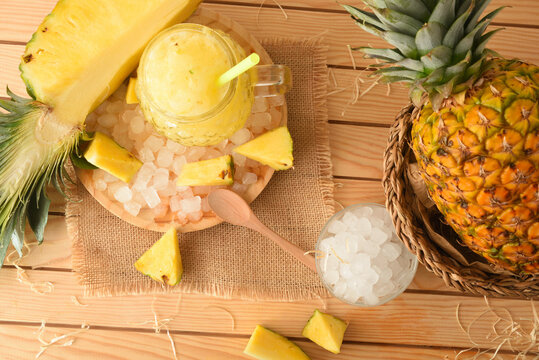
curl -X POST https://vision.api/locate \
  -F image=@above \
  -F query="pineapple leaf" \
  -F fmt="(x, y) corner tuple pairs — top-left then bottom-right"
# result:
(376, 67), (421, 80)
(374, 8), (423, 36)
(456, 0), (473, 17)
(420, 45), (452, 70)
(465, 0), (492, 33)
(420, 0), (437, 11)
(359, 47), (404, 61)
(0, 214), (17, 267)
(454, 17), (491, 60)
(429, 0), (456, 28)
(395, 58), (425, 72)
(342, 5), (386, 29)
(385, 0), (430, 22)
(27, 187), (50, 245)
(383, 32), (418, 58)
(11, 204), (27, 257)
(415, 22), (445, 56)
(70, 151), (98, 170)
(443, 0), (474, 48)
(474, 28), (503, 58)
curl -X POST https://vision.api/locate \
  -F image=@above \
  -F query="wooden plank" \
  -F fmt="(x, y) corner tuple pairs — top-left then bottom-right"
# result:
(0, 268), (535, 351)
(1, 0), (538, 45)
(1, 2), (539, 68)
(0, 322), (498, 360)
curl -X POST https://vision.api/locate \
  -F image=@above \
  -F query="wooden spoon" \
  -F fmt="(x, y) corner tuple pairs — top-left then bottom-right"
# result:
(208, 189), (317, 272)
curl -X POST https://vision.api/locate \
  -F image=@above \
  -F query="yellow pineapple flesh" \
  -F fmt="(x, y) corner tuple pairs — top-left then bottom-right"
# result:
(412, 60), (539, 273)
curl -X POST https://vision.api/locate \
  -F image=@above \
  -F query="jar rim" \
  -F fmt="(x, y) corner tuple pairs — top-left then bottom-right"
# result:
(137, 23), (239, 124)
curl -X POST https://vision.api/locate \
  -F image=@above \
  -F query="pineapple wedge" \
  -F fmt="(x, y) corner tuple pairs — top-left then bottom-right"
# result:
(234, 127), (293, 170)
(302, 309), (347, 354)
(244, 325), (311, 360)
(126, 77), (139, 104)
(84, 132), (142, 183)
(176, 155), (234, 186)
(135, 227), (183, 286)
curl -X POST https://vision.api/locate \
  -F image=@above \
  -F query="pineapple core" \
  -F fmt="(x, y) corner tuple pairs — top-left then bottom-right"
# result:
(244, 325), (311, 360)
(84, 132), (142, 183)
(134, 227), (183, 286)
(234, 126), (293, 170)
(302, 309), (347, 354)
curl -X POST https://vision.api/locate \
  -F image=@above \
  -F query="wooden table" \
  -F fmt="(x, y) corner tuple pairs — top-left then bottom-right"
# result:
(1, 1), (538, 359)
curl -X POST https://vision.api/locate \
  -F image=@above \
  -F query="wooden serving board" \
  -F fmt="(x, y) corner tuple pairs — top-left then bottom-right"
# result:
(77, 8), (287, 233)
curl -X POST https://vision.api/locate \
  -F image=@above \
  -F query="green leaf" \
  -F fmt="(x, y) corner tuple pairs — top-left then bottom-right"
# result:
(384, 32), (418, 58)
(70, 151), (97, 170)
(429, 0), (456, 28)
(374, 8), (423, 36)
(445, 51), (472, 78)
(420, 45), (452, 70)
(360, 47), (404, 61)
(443, 0), (474, 48)
(474, 28), (502, 57)
(420, 0), (437, 11)
(395, 58), (425, 72)
(11, 205), (27, 257)
(27, 187), (50, 245)
(465, 0), (492, 33)
(454, 17), (490, 60)
(376, 67), (421, 80)
(415, 22), (445, 56)
(0, 215), (17, 268)
(385, 0), (430, 23)
(342, 5), (386, 29)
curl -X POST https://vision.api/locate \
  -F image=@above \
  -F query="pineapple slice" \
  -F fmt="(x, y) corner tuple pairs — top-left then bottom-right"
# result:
(302, 309), (347, 354)
(126, 77), (139, 104)
(244, 325), (311, 360)
(234, 127), (293, 170)
(84, 132), (142, 183)
(134, 227), (183, 286)
(0, 0), (201, 267)
(176, 155), (234, 186)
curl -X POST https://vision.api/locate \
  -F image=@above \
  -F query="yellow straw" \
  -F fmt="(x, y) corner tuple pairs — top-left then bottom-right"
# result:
(217, 53), (260, 86)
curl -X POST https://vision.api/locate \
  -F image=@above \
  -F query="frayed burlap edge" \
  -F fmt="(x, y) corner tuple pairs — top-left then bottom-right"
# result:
(66, 38), (333, 300)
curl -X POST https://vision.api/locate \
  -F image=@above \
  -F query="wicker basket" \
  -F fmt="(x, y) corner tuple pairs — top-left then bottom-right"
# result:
(383, 105), (539, 298)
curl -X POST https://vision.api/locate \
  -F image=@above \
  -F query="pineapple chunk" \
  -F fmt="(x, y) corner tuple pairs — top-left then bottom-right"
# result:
(126, 77), (139, 104)
(176, 155), (234, 186)
(84, 131), (142, 183)
(134, 227), (183, 286)
(234, 127), (293, 170)
(244, 325), (311, 360)
(302, 309), (347, 354)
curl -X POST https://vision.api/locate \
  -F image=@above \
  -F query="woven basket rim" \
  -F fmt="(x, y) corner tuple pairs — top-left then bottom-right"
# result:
(382, 105), (539, 298)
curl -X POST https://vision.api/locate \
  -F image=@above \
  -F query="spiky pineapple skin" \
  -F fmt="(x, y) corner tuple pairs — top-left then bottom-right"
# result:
(412, 59), (539, 274)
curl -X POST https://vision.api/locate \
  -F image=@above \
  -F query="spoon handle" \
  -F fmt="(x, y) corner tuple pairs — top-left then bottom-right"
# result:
(248, 217), (317, 272)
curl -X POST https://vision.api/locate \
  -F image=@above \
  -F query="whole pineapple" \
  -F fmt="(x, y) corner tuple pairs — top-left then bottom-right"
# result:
(344, 0), (539, 274)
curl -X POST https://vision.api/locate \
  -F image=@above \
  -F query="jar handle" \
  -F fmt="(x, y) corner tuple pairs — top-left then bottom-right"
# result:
(251, 65), (292, 97)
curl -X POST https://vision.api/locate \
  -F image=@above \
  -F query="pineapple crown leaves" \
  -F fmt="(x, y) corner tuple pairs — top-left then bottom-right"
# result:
(0, 87), (78, 267)
(342, 0), (505, 109)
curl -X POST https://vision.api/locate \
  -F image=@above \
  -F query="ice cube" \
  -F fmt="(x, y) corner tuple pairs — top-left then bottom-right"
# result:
(324, 253), (339, 271)
(339, 263), (354, 279)
(371, 227), (389, 245)
(142, 187), (161, 208)
(138, 162), (156, 180)
(252, 97), (268, 113)
(332, 280), (347, 298)
(354, 206), (373, 218)
(180, 196), (201, 214)
(216, 139), (229, 152)
(172, 156), (187, 176)
(343, 288), (361, 304)
(170, 196), (182, 212)
(114, 186), (132, 203)
(130, 115), (145, 135)
(193, 186), (212, 195)
(201, 197), (212, 213)
(94, 179), (107, 192)
(144, 135), (165, 152)
(351, 253), (371, 274)
(382, 242), (402, 262)
(323, 270), (339, 285)
(233, 153), (247, 167)
(363, 293), (380, 306)
(124, 201), (141, 217)
(346, 234), (359, 253)
(107, 100), (124, 114)
(355, 280), (373, 297)
(373, 281), (396, 298)
(269, 107), (282, 127)
(242, 172), (258, 185)
(156, 148), (173, 168)
(98, 113), (117, 128)
(251, 113), (272, 128)
(231, 182), (248, 194)
(185, 146), (206, 162)
(166, 139), (186, 154)
(138, 147), (155, 163)
(188, 210), (203, 222)
(356, 217), (372, 236)
(152, 203), (168, 219)
(229, 128), (252, 145)
(268, 95), (285, 107)
(158, 182), (177, 197)
(371, 217), (385, 229)
(364, 267), (380, 285)
(372, 206), (389, 221)
(327, 219), (347, 235)
(389, 260), (404, 277)
(364, 243), (380, 258)
(152, 169), (169, 191)
(342, 212), (359, 228)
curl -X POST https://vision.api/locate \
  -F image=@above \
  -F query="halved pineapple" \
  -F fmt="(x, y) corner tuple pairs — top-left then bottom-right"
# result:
(0, 0), (201, 267)
(134, 227), (183, 286)
(176, 155), (234, 186)
(234, 127), (293, 170)
(302, 309), (347, 354)
(84, 132), (142, 183)
(244, 325), (311, 360)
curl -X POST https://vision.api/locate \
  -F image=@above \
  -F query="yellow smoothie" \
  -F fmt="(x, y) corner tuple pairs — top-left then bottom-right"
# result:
(137, 24), (253, 146)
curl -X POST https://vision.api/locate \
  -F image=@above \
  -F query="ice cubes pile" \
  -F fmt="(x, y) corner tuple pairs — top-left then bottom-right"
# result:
(85, 84), (284, 224)
(317, 205), (416, 306)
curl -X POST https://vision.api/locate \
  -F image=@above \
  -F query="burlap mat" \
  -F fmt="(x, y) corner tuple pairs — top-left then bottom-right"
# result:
(66, 38), (334, 300)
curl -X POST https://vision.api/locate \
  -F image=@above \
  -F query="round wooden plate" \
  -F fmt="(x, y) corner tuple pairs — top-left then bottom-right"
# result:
(77, 8), (287, 233)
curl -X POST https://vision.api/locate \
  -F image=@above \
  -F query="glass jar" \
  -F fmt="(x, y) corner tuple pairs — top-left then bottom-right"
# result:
(137, 23), (291, 146)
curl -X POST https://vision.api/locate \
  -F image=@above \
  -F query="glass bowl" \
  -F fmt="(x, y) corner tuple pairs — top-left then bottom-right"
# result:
(316, 203), (418, 307)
